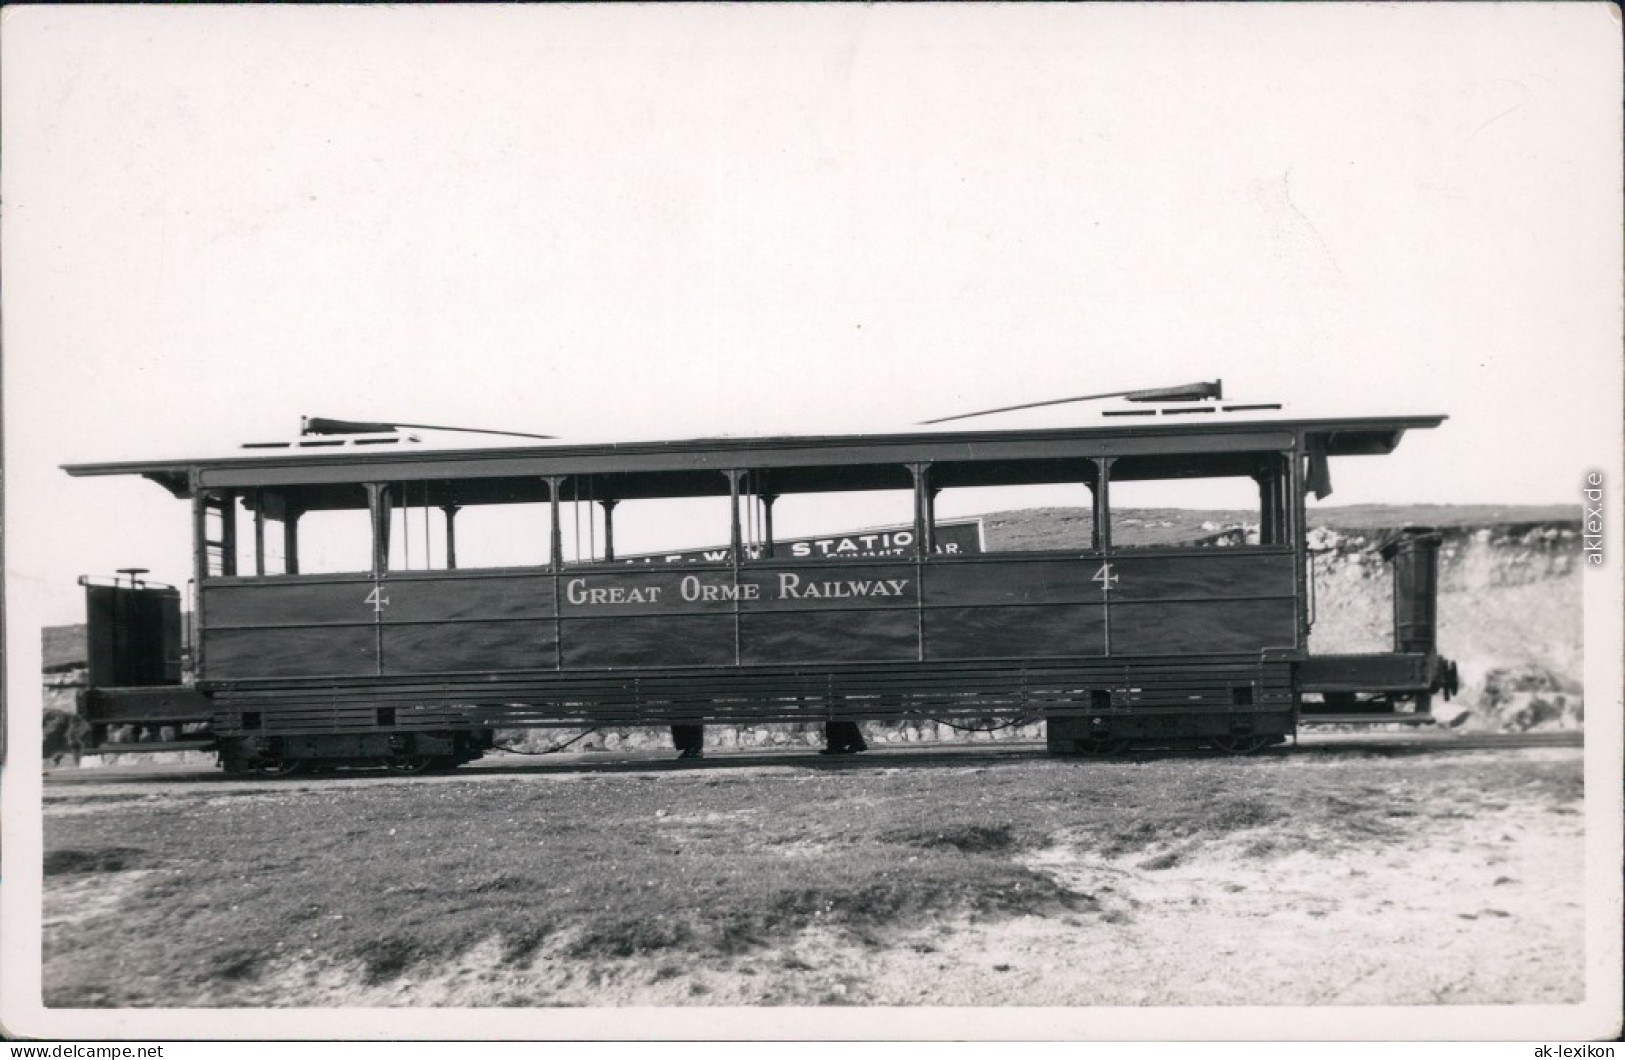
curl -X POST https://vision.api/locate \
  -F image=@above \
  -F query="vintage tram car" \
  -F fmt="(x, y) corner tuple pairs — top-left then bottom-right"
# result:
(62, 387), (1457, 773)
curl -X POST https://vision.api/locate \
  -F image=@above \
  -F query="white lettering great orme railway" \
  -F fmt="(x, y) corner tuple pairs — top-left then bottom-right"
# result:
(680, 576), (760, 602)
(775, 573), (910, 599)
(564, 574), (911, 607)
(566, 578), (665, 605)
(1583, 471), (1603, 566)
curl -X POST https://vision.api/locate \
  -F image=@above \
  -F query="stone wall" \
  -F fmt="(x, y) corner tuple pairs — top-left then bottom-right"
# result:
(1306, 523), (1582, 731)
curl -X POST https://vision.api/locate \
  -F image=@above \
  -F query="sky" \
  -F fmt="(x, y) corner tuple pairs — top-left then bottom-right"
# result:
(4, 3), (1621, 629)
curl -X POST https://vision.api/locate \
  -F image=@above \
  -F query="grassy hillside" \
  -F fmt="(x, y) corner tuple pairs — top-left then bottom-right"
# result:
(42, 625), (88, 674)
(983, 504), (1581, 550)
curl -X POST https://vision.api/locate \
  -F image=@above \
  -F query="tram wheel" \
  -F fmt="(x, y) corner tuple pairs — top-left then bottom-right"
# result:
(1209, 734), (1267, 755)
(386, 755), (435, 775)
(257, 758), (305, 777)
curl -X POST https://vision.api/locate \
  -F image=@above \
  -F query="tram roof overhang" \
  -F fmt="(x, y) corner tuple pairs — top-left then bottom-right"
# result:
(62, 415), (1444, 505)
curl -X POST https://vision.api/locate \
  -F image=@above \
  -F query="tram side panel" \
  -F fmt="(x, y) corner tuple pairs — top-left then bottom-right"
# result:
(196, 546), (1301, 755)
(962, 550), (1299, 749)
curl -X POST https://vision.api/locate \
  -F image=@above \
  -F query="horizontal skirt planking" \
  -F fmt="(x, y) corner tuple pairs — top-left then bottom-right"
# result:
(211, 656), (1296, 730)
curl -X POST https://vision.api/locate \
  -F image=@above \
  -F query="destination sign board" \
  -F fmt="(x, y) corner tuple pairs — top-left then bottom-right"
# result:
(615, 519), (983, 566)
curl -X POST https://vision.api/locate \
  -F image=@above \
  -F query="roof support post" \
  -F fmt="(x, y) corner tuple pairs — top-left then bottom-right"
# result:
(547, 478), (564, 572)
(759, 492), (778, 559)
(1255, 462), (1278, 546)
(1304, 435), (1333, 500)
(440, 504), (460, 570)
(909, 464), (933, 558)
(219, 491), (237, 577)
(1274, 453), (1292, 544)
(281, 506), (301, 575)
(190, 476), (209, 674)
(1291, 435), (1310, 648)
(599, 498), (618, 563)
(252, 490), (266, 576)
(907, 464), (932, 662)
(1095, 457), (1115, 552)
(723, 469), (745, 665)
(724, 470), (743, 564)
(365, 482), (391, 575)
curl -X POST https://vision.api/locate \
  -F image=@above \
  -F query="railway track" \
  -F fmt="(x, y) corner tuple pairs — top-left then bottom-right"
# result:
(40, 729), (1584, 793)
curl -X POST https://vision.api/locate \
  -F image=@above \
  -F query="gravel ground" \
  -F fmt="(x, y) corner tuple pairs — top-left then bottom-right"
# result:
(41, 739), (1585, 1011)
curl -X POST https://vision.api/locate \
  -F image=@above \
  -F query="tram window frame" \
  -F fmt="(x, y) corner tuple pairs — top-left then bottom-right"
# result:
(382, 479), (554, 573)
(738, 464), (921, 563)
(203, 488), (319, 578)
(555, 470), (739, 568)
(439, 499), (554, 571)
(1103, 452), (1292, 552)
(924, 460), (1103, 558)
(201, 478), (563, 579)
(274, 501), (374, 576)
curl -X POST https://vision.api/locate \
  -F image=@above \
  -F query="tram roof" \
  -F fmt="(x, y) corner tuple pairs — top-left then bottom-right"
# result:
(62, 405), (1446, 501)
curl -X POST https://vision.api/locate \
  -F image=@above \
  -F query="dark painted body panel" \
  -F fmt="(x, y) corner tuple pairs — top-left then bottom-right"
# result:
(922, 557), (1105, 605)
(1109, 600), (1297, 655)
(206, 626), (377, 678)
(205, 578), (374, 628)
(923, 604), (1106, 659)
(382, 622), (554, 674)
(1107, 551), (1295, 599)
(559, 615), (734, 669)
(198, 549), (1300, 683)
(739, 610), (919, 664)
(379, 572), (556, 623)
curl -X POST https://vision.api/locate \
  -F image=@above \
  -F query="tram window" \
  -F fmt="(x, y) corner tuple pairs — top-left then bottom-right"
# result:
(202, 493), (237, 578)
(752, 475), (918, 561)
(562, 494), (735, 566)
(1107, 471), (1283, 550)
(931, 482), (1097, 554)
(385, 480), (553, 571)
(296, 507), (374, 574)
(229, 492), (294, 576)
(446, 503), (552, 570)
(386, 484), (447, 571)
(227, 495), (257, 575)
(204, 491), (293, 577)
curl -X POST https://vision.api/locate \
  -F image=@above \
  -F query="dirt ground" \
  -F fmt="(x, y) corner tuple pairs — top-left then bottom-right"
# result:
(41, 738), (1584, 1009)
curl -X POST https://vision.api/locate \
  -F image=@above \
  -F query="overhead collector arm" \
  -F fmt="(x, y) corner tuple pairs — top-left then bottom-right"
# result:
(301, 416), (556, 441)
(920, 380), (1223, 426)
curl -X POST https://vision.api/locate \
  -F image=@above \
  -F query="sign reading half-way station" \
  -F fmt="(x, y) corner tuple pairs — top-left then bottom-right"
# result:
(614, 519), (983, 566)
